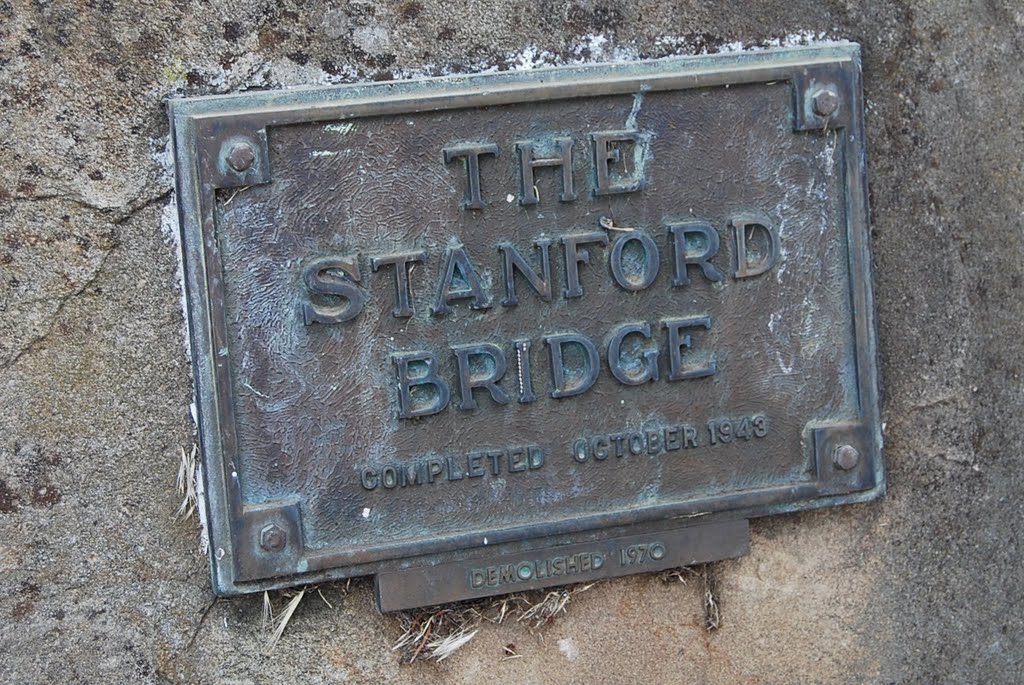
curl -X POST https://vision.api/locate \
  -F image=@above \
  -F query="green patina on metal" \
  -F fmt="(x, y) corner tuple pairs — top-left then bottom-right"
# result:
(169, 44), (882, 609)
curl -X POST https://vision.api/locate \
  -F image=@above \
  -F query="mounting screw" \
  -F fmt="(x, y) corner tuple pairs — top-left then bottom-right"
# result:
(833, 444), (860, 471)
(227, 142), (256, 172)
(812, 88), (839, 118)
(260, 523), (287, 552)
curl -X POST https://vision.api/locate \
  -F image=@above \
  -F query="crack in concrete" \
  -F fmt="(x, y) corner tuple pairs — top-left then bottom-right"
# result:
(0, 246), (117, 374)
(113, 189), (175, 225)
(0, 188), (174, 374)
(7, 189), (172, 224)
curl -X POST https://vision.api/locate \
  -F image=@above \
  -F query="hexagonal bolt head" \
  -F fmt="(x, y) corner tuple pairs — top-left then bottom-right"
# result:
(812, 88), (840, 118)
(227, 142), (256, 172)
(833, 444), (860, 471)
(259, 523), (287, 552)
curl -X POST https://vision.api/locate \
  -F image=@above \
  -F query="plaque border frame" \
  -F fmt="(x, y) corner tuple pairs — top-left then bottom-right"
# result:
(168, 43), (883, 597)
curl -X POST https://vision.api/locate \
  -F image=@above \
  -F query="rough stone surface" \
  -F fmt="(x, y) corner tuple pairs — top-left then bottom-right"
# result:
(2, 1), (1023, 683)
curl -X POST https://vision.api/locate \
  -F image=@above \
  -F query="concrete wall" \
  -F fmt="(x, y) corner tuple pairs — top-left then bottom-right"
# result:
(2, 1), (1022, 682)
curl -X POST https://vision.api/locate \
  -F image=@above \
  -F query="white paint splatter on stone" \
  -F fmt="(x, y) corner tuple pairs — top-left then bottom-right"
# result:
(558, 638), (579, 660)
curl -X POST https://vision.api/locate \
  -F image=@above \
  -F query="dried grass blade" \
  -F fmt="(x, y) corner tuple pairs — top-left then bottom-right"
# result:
(427, 628), (478, 662)
(175, 446), (198, 520)
(264, 590), (305, 654)
(261, 591), (272, 635)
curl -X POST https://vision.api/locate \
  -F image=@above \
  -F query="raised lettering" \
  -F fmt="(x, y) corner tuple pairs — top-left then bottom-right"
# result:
(508, 447), (527, 472)
(545, 333), (601, 398)
(573, 438), (588, 463)
(499, 239), (553, 306)
(470, 569), (486, 589)
(360, 468), (378, 490)
(629, 432), (644, 455)
(528, 446), (544, 469)
(561, 232), (609, 298)
(443, 142), (499, 210)
(513, 338), (537, 403)
(683, 424), (699, 447)
(393, 351), (451, 418)
(607, 322), (659, 385)
(731, 213), (781, 279)
(467, 453), (485, 477)
(665, 426), (681, 451)
(447, 456), (465, 481)
(371, 250), (426, 318)
(427, 459), (443, 483)
(433, 242), (491, 315)
(486, 450), (503, 475)
(591, 130), (646, 195)
(451, 343), (509, 411)
(301, 255), (365, 325)
(669, 221), (724, 286)
(663, 316), (717, 381)
(517, 138), (576, 204)
(646, 429), (662, 455)
(610, 230), (660, 291)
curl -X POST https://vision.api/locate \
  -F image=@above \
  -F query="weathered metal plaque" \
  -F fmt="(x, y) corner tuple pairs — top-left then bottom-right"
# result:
(170, 44), (882, 608)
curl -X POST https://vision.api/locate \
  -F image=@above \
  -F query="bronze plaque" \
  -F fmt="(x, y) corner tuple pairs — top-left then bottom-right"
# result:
(170, 44), (882, 607)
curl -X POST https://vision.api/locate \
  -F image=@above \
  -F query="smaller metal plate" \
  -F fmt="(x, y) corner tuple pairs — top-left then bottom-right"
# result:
(375, 519), (749, 612)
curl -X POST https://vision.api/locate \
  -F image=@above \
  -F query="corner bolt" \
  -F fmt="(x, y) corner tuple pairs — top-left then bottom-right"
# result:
(260, 523), (287, 552)
(833, 444), (860, 471)
(227, 142), (256, 172)
(812, 88), (840, 118)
